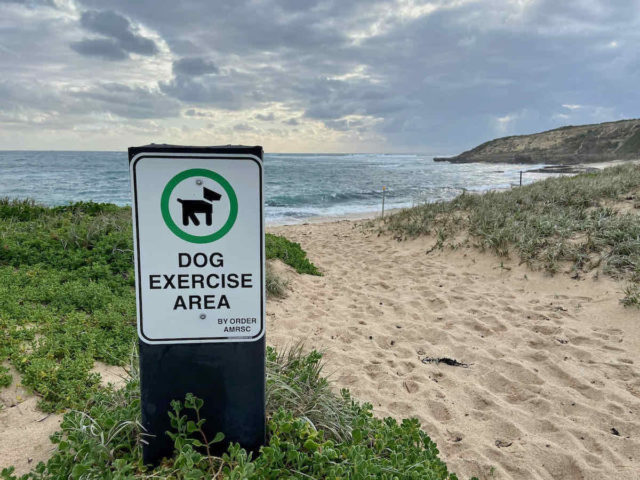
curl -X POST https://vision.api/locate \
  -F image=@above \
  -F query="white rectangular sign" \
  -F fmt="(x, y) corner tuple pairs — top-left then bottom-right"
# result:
(130, 152), (264, 344)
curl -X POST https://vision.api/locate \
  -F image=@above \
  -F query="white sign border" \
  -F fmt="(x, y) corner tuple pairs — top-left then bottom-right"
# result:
(130, 152), (265, 344)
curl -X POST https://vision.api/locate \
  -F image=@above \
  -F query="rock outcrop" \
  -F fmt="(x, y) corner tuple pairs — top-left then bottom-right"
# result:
(434, 119), (640, 164)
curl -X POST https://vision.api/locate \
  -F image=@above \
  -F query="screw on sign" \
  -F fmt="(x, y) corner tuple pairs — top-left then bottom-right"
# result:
(129, 145), (266, 465)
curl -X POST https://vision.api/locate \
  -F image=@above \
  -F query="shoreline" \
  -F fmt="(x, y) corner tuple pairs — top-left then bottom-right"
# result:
(2, 164), (640, 479)
(525, 158), (640, 174)
(266, 158), (640, 227)
(266, 208), (403, 227)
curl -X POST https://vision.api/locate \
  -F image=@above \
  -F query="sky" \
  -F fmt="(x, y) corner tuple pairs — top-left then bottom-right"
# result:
(0, 0), (638, 153)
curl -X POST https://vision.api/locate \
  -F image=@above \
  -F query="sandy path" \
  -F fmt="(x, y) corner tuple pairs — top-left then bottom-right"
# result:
(267, 220), (640, 480)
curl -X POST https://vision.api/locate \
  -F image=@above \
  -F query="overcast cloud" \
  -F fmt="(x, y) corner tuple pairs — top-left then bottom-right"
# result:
(0, 0), (638, 152)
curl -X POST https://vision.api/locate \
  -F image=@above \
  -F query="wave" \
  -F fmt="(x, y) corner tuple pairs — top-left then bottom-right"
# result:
(266, 189), (390, 207)
(0, 151), (553, 222)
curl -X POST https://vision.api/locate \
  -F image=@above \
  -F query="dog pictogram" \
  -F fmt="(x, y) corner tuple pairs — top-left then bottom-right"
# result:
(177, 186), (222, 226)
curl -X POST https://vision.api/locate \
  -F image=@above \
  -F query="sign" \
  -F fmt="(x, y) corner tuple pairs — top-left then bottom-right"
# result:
(129, 145), (266, 466)
(130, 150), (264, 343)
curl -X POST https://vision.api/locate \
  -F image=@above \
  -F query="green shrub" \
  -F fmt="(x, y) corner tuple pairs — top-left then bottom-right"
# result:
(0, 201), (321, 411)
(51, 201), (122, 216)
(0, 365), (11, 389)
(1, 348), (464, 480)
(0, 198), (47, 221)
(0, 201), (138, 411)
(266, 233), (321, 275)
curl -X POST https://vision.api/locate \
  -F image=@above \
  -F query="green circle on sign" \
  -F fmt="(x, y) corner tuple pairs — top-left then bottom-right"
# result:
(161, 168), (238, 243)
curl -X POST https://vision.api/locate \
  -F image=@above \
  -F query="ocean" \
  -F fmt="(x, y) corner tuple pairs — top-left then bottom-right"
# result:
(0, 151), (554, 224)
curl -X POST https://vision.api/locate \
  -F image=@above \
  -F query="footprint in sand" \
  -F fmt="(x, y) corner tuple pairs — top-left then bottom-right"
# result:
(427, 400), (453, 422)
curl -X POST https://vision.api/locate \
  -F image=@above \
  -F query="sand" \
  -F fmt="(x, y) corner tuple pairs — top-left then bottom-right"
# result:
(267, 219), (640, 480)
(0, 362), (127, 475)
(0, 364), (62, 475)
(2, 216), (639, 479)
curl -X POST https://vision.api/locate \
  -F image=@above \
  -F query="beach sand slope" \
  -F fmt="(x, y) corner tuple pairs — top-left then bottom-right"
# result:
(267, 220), (640, 480)
(0, 363), (127, 475)
(0, 365), (62, 475)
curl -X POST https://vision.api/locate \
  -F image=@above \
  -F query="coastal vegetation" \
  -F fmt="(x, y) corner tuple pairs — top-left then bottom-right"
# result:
(434, 118), (640, 164)
(1, 347), (460, 479)
(6, 162), (637, 477)
(0, 200), (316, 412)
(265, 233), (321, 276)
(0, 199), (463, 478)
(375, 163), (640, 305)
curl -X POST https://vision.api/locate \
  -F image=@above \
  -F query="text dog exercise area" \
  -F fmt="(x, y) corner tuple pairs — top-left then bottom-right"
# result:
(147, 252), (255, 311)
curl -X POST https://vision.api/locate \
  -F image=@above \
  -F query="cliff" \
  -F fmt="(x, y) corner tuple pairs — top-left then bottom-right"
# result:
(434, 119), (640, 164)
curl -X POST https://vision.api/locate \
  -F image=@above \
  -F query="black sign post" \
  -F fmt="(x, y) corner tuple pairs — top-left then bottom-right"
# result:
(128, 145), (265, 465)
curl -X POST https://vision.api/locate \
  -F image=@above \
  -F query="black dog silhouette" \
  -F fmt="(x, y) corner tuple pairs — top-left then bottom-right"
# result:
(177, 187), (221, 226)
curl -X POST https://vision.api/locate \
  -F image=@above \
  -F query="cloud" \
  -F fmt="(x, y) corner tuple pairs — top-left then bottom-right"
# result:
(159, 75), (238, 108)
(70, 83), (181, 119)
(494, 113), (518, 134)
(0, 0), (56, 5)
(324, 117), (367, 132)
(70, 38), (128, 61)
(2, 0), (640, 151)
(233, 122), (253, 131)
(255, 112), (275, 121)
(173, 57), (219, 76)
(73, 9), (158, 59)
(184, 108), (213, 117)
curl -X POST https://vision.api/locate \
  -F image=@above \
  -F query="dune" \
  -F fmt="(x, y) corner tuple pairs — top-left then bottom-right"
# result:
(267, 219), (640, 480)
(2, 212), (638, 479)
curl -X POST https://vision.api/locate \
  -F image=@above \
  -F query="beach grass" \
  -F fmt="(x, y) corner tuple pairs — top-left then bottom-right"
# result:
(1, 347), (462, 480)
(0, 199), (318, 412)
(622, 283), (640, 307)
(373, 163), (640, 305)
(265, 344), (354, 442)
(265, 267), (289, 298)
